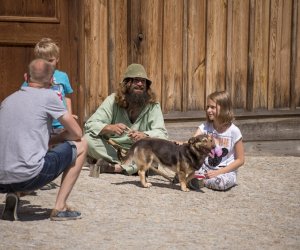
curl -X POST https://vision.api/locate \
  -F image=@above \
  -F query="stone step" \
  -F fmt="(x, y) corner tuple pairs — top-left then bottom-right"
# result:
(165, 116), (300, 142)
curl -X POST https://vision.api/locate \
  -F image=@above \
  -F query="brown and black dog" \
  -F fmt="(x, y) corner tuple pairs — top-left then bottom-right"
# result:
(123, 134), (215, 192)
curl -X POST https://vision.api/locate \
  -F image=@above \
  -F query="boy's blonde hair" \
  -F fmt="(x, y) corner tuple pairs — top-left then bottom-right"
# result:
(34, 38), (60, 60)
(206, 91), (234, 125)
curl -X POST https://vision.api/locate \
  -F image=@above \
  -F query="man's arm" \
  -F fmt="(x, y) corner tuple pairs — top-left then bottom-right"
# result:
(65, 96), (72, 114)
(84, 94), (116, 136)
(49, 112), (82, 145)
(65, 95), (78, 119)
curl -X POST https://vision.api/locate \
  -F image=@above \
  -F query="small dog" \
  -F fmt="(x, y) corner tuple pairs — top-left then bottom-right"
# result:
(123, 134), (215, 192)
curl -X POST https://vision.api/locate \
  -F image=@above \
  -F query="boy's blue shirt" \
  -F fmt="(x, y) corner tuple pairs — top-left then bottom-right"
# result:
(22, 69), (73, 129)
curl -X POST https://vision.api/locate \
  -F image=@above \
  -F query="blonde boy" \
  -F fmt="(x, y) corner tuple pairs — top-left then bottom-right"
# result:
(23, 38), (76, 133)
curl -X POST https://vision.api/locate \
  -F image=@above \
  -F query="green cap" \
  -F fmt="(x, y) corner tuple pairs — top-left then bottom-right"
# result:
(123, 63), (152, 86)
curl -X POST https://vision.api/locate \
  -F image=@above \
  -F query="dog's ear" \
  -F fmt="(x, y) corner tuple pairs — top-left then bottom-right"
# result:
(190, 134), (206, 143)
(205, 135), (215, 149)
(196, 136), (208, 147)
(188, 136), (197, 144)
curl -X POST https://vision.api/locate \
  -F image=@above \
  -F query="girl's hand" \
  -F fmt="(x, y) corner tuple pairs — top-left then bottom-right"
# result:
(205, 170), (222, 179)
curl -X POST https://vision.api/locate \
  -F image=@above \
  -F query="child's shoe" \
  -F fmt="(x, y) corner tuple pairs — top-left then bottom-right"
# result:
(188, 174), (206, 190)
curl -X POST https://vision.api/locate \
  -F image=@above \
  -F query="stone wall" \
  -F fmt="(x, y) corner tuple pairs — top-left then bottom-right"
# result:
(165, 116), (300, 142)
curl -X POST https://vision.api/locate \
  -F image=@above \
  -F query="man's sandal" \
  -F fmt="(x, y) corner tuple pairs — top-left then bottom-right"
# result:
(50, 206), (81, 221)
(96, 159), (116, 173)
(40, 181), (59, 190)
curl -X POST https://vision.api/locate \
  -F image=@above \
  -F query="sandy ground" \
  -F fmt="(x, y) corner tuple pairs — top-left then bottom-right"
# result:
(0, 142), (299, 250)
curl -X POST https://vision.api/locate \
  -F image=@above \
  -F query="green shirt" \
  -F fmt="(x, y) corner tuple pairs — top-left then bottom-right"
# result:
(84, 93), (168, 150)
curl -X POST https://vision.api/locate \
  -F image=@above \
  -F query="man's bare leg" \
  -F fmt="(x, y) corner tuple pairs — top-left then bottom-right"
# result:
(53, 138), (88, 211)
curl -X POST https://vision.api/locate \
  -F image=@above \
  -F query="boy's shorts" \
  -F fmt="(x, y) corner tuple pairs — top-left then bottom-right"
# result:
(0, 141), (77, 193)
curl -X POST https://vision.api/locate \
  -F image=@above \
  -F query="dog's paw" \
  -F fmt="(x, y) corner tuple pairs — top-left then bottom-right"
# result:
(144, 182), (152, 188)
(181, 187), (190, 192)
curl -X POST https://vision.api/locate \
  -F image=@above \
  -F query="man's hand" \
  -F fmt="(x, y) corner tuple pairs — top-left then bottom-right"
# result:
(128, 130), (148, 141)
(101, 123), (128, 135)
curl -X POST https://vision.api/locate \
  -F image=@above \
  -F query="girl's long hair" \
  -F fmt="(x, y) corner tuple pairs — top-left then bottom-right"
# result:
(207, 91), (234, 125)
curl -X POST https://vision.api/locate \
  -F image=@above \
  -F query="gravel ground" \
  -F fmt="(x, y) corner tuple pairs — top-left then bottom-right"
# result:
(0, 143), (299, 250)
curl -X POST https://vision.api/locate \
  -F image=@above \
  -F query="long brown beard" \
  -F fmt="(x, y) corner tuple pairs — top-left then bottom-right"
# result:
(125, 90), (150, 107)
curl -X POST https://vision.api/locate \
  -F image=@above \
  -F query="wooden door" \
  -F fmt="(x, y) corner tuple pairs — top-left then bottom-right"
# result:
(0, 0), (82, 121)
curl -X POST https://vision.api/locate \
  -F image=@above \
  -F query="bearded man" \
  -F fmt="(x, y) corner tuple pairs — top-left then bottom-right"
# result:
(84, 64), (168, 174)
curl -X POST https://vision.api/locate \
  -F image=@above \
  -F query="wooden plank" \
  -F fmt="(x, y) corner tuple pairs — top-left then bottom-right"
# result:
(206, 0), (227, 96)
(293, 0), (300, 108)
(129, 0), (142, 64)
(226, 0), (249, 109)
(74, 0), (86, 125)
(162, 0), (184, 112)
(290, 0), (297, 110)
(108, 0), (128, 92)
(268, 0), (292, 109)
(0, 46), (32, 101)
(94, 0), (110, 101)
(84, 0), (109, 116)
(98, 0), (109, 100)
(130, 0), (164, 106)
(0, 22), (62, 44)
(297, 0), (300, 108)
(252, 0), (270, 109)
(183, 0), (188, 112)
(23, 0), (57, 17)
(85, 0), (102, 115)
(0, 0), (58, 20)
(83, 0), (91, 117)
(247, 0), (255, 111)
(185, 0), (206, 111)
(68, 0), (81, 122)
(163, 108), (300, 121)
(226, 0), (233, 95)
(108, 0), (117, 94)
(106, 0), (128, 97)
(141, 0), (163, 103)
